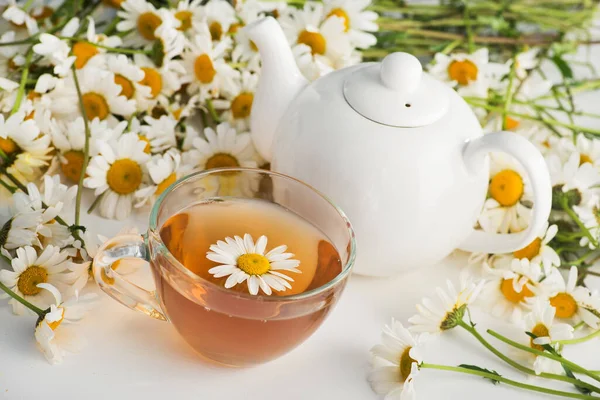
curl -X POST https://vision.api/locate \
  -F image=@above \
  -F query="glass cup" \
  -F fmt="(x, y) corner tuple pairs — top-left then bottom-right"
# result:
(93, 168), (356, 367)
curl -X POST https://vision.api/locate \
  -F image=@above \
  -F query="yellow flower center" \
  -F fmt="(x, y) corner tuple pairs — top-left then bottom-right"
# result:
(530, 323), (549, 351)
(7, 57), (19, 70)
(0, 137), (19, 155)
(399, 346), (416, 383)
(513, 237), (541, 260)
(327, 8), (350, 32)
(205, 153), (240, 170)
(31, 6), (53, 21)
(447, 59), (478, 86)
(139, 67), (162, 98)
(138, 135), (151, 154)
(137, 12), (162, 41)
(61, 150), (85, 183)
(102, 0), (124, 8)
(175, 10), (193, 31)
(237, 253), (270, 275)
(580, 154), (593, 166)
(72, 42), (99, 69)
(194, 54), (217, 84)
(47, 308), (65, 330)
(489, 169), (524, 207)
(500, 277), (534, 304)
(106, 159), (143, 195)
(505, 116), (520, 131)
(156, 173), (177, 196)
(17, 266), (48, 296)
(82, 92), (110, 121)
(550, 292), (578, 319)
(231, 92), (254, 119)
(172, 108), (183, 120)
(297, 30), (326, 55)
(209, 21), (223, 40)
(228, 22), (243, 33)
(114, 74), (135, 99)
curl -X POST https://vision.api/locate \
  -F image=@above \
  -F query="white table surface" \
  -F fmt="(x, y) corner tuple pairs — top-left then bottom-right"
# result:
(2, 35), (600, 400)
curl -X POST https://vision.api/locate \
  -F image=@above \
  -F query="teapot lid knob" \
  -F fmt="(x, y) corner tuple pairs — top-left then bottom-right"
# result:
(342, 51), (450, 128)
(380, 53), (422, 94)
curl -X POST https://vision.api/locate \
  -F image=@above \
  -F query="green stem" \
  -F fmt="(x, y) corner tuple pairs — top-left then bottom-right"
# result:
(458, 321), (600, 393)
(487, 329), (600, 384)
(70, 66), (91, 227)
(11, 48), (33, 115)
(561, 197), (598, 248)
(556, 329), (600, 345)
(0, 179), (16, 193)
(58, 37), (152, 54)
(420, 363), (597, 399)
(206, 99), (221, 124)
(0, 280), (44, 316)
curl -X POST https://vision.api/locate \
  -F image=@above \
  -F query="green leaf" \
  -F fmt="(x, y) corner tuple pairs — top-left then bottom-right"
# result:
(458, 364), (501, 385)
(551, 55), (574, 80)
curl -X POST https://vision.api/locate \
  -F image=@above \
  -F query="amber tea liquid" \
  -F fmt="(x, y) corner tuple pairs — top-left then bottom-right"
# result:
(154, 198), (344, 366)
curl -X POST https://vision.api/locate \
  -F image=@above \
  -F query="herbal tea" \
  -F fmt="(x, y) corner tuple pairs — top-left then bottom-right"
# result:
(154, 198), (344, 365)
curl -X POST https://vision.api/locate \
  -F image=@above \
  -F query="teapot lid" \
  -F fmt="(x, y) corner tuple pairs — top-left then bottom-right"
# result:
(343, 52), (449, 127)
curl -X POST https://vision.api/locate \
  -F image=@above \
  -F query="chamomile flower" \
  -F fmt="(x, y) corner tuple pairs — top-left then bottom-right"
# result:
(32, 17), (80, 76)
(496, 223), (560, 275)
(84, 133), (150, 220)
(138, 114), (178, 153)
(280, 3), (352, 80)
(185, 122), (258, 171)
(514, 300), (573, 375)
(202, 0), (237, 41)
(408, 275), (484, 333)
(117, 0), (176, 47)
(568, 134), (600, 168)
(478, 259), (544, 321)
(3, 5), (38, 35)
(70, 17), (123, 70)
(106, 54), (153, 112)
(538, 267), (600, 328)
(133, 52), (184, 101)
(171, 0), (203, 34)
(0, 30), (25, 79)
(0, 245), (71, 315)
(323, 0), (378, 49)
(479, 153), (533, 234)
(207, 234), (301, 295)
(0, 194), (43, 250)
(135, 150), (187, 207)
(0, 111), (53, 184)
(34, 283), (96, 365)
(182, 28), (238, 100)
(213, 70), (258, 131)
(429, 48), (508, 97)
(368, 319), (425, 400)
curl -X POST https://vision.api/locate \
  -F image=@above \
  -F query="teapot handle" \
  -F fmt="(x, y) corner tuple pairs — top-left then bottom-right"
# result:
(458, 131), (552, 254)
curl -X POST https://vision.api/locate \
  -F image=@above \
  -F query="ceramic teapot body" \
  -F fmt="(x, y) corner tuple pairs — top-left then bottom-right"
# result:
(245, 18), (552, 276)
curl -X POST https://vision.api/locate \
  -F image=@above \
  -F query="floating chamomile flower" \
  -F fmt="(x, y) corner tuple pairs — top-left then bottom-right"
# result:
(207, 234), (301, 295)
(322, 0), (378, 49)
(368, 319), (424, 400)
(185, 122), (258, 171)
(213, 70), (258, 131)
(512, 300), (573, 375)
(408, 275), (484, 333)
(135, 150), (188, 207)
(0, 245), (71, 315)
(34, 283), (96, 365)
(84, 133), (151, 220)
(182, 27), (238, 100)
(478, 153), (533, 234)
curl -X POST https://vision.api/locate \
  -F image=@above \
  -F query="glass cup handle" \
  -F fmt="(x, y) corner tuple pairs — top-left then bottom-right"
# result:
(93, 234), (167, 321)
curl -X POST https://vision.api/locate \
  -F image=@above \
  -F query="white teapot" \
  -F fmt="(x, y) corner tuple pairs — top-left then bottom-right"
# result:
(245, 17), (552, 276)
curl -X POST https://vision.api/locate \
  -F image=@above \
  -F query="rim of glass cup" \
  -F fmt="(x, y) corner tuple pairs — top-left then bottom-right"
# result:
(149, 167), (356, 302)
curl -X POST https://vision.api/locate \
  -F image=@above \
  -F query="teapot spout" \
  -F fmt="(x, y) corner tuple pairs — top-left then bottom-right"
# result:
(244, 17), (308, 162)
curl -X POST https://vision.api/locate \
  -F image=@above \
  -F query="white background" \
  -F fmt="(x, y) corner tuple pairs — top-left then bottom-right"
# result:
(2, 28), (600, 400)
